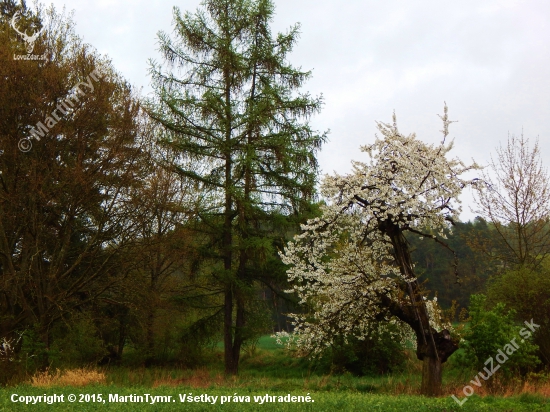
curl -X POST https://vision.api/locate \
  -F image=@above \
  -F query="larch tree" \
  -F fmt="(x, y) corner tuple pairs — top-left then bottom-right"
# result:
(281, 106), (478, 396)
(146, 0), (326, 375)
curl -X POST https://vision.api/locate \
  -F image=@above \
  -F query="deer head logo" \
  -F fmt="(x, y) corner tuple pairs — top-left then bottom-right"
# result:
(11, 12), (44, 54)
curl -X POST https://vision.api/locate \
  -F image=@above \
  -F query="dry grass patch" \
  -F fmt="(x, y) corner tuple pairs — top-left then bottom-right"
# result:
(446, 373), (550, 398)
(30, 368), (106, 387)
(153, 368), (225, 388)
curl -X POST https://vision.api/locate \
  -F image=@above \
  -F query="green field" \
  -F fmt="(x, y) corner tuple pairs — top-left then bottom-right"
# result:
(1, 336), (549, 411)
(1, 387), (549, 411)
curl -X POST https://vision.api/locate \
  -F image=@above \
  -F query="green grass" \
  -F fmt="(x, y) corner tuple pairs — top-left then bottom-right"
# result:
(255, 335), (281, 351)
(1, 386), (549, 411)
(2, 335), (549, 411)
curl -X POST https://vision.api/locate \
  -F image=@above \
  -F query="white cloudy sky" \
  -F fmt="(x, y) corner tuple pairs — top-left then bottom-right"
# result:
(42, 0), (550, 221)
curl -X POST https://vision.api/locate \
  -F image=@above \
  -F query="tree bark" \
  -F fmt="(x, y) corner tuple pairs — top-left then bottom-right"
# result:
(145, 308), (154, 363)
(421, 355), (442, 396)
(222, 45), (237, 374)
(224, 284), (237, 375)
(380, 218), (459, 396)
(416, 328), (458, 396)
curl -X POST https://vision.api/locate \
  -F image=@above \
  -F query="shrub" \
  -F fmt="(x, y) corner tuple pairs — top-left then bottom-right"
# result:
(458, 294), (539, 379)
(49, 314), (107, 367)
(486, 263), (550, 366)
(19, 328), (49, 372)
(327, 324), (408, 376)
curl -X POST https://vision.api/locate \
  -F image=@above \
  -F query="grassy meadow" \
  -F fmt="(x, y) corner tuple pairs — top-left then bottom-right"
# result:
(1, 336), (549, 411)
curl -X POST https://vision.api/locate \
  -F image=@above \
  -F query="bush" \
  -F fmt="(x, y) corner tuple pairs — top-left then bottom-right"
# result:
(49, 314), (107, 367)
(327, 324), (408, 376)
(458, 294), (539, 379)
(19, 328), (49, 372)
(486, 263), (550, 366)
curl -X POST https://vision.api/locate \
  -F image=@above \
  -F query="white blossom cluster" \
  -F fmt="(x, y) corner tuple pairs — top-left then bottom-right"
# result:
(0, 334), (21, 362)
(423, 296), (454, 334)
(279, 106), (476, 355)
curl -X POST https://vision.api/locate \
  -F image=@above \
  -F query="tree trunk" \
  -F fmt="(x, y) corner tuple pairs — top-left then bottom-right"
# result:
(117, 316), (126, 360)
(421, 355), (442, 396)
(401, 315), (457, 396)
(223, 292), (245, 376)
(145, 308), (154, 363)
(380, 220), (459, 396)
(232, 296), (245, 373)
(223, 285), (236, 375)
(37, 324), (51, 370)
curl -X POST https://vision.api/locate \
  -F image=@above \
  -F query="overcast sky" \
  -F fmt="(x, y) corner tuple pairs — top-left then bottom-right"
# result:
(41, 0), (550, 221)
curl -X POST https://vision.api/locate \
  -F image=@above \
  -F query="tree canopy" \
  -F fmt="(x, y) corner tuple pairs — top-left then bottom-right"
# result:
(0, 3), (147, 362)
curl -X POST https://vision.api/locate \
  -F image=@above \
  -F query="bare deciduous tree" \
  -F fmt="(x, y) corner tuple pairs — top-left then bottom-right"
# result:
(473, 134), (550, 269)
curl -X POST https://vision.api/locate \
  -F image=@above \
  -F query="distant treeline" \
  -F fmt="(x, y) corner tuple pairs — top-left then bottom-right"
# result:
(407, 217), (548, 310)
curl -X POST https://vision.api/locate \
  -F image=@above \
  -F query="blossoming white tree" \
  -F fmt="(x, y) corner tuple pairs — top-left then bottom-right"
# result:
(281, 105), (479, 396)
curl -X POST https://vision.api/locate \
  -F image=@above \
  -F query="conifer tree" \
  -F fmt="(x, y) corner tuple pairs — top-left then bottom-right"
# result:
(146, 0), (326, 375)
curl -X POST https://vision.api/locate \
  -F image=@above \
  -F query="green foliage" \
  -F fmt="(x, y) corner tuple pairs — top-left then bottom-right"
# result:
(49, 314), (107, 368)
(119, 306), (221, 368)
(458, 294), (539, 378)
(408, 219), (498, 309)
(151, 321), (213, 368)
(328, 330), (408, 377)
(486, 263), (550, 366)
(146, 0), (326, 374)
(19, 328), (49, 372)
